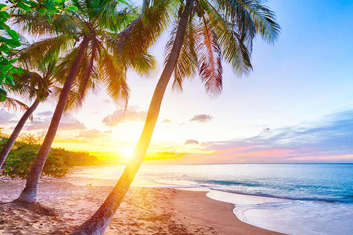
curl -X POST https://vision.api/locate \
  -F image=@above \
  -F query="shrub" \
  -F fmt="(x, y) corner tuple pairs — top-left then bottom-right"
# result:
(3, 145), (38, 178)
(1, 136), (105, 178)
(2, 142), (69, 178)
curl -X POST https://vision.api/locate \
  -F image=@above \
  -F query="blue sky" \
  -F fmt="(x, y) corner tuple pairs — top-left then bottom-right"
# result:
(1, 0), (353, 162)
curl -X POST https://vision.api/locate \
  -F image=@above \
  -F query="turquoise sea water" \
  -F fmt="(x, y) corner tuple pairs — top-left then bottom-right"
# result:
(71, 164), (353, 235)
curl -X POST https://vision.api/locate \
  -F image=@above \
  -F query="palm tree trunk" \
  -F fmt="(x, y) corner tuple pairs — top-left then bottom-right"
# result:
(71, 1), (194, 234)
(17, 37), (90, 203)
(0, 98), (40, 169)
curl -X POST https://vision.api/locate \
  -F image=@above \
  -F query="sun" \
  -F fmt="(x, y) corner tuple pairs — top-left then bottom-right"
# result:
(120, 146), (135, 160)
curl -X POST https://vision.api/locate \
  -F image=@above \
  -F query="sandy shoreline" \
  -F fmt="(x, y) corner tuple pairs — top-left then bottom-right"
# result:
(0, 176), (283, 234)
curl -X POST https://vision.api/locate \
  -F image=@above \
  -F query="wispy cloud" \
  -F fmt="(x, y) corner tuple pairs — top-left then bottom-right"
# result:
(37, 111), (53, 117)
(0, 109), (15, 125)
(76, 129), (111, 140)
(25, 114), (86, 131)
(185, 139), (199, 145)
(103, 107), (146, 126)
(190, 114), (212, 123)
(177, 109), (353, 163)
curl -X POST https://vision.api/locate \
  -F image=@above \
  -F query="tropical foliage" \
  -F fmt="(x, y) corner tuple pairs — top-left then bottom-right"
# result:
(0, 0), (75, 101)
(0, 0), (280, 234)
(12, 0), (169, 103)
(168, 0), (280, 93)
(72, 1), (280, 233)
(3, 142), (69, 178)
(0, 135), (105, 178)
(0, 52), (88, 169)
(14, 0), (174, 203)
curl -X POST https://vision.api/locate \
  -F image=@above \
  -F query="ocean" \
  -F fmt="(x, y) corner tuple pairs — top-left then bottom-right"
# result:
(71, 163), (353, 235)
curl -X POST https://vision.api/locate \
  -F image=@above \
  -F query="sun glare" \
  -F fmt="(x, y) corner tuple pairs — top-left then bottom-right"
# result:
(120, 146), (135, 160)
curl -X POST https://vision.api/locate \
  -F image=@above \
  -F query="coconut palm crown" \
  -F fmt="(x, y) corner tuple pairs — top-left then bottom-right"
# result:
(167, 0), (280, 93)
(13, 0), (173, 101)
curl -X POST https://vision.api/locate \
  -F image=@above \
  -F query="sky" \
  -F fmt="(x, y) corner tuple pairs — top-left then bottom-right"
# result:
(1, 0), (353, 163)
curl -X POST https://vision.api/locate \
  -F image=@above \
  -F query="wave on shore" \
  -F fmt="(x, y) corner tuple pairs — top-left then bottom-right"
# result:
(69, 163), (353, 235)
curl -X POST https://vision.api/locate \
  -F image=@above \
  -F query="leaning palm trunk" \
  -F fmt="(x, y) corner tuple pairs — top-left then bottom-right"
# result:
(17, 37), (91, 203)
(0, 98), (40, 169)
(71, 1), (194, 234)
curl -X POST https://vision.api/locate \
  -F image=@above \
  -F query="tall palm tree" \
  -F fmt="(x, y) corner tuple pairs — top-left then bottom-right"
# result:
(72, 0), (280, 234)
(12, 0), (169, 203)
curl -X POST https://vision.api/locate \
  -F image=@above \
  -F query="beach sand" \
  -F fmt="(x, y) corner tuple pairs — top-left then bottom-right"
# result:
(0, 176), (283, 234)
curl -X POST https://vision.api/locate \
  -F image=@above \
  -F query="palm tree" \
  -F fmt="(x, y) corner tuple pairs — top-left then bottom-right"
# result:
(0, 50), (86, 169)
(12, 0), (169, 203)
(72, 0), (280, 234)
(0, 66), (51, 169)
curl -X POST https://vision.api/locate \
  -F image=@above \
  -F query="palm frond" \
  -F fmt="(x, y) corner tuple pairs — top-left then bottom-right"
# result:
(11, 11), (55, 35)
(65, 88), (83, 111)
(195, 20), (223, 94)
(214, 0), (280, 43)
(54, 48), (79, 84)
(97, 45), (129, 105)
(128, 51), (156, 76)
(52, 14), (83, 36)
(52, 85), (85, 111)
(95, 0), (138, 32)
(0, 97), (29, 112)
(7, 71), (45, 99)
(53, 42), (100, 111)
(205, 2), (252, 74)
(165, 15), (198, 91)
(18, 35), (73, 70)
(105, 0), (171, 73)
(12, 10), (82, 36)
(78, 39), (98, 99)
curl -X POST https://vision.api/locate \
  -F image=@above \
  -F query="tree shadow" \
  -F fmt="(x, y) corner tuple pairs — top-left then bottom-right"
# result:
(1, 200), (57, 217)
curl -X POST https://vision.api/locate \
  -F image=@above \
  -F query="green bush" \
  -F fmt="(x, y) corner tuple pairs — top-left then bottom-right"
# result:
(3, 145), (37, 178)
(3, 143), (69, 178)
(1, 136), (106, 178)
(44, 150), (69, 177)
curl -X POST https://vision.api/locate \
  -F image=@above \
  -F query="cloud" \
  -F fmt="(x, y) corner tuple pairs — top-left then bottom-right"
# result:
(103, 107), (146, 126)
(37, 111), (53, 117)
(60, 115), (86, 130)
(0, 109), (14, 125)
(190, 114), (212, 122)
(242, 110), (353, 156)
(181, 109), (353, 163)
(185, 139), (199, 145)
(77, 129), (110, 140)
(25, 114), (86, 131)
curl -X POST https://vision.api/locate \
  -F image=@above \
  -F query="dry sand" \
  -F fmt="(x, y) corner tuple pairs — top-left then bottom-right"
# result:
(0, 176), (284, 234)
